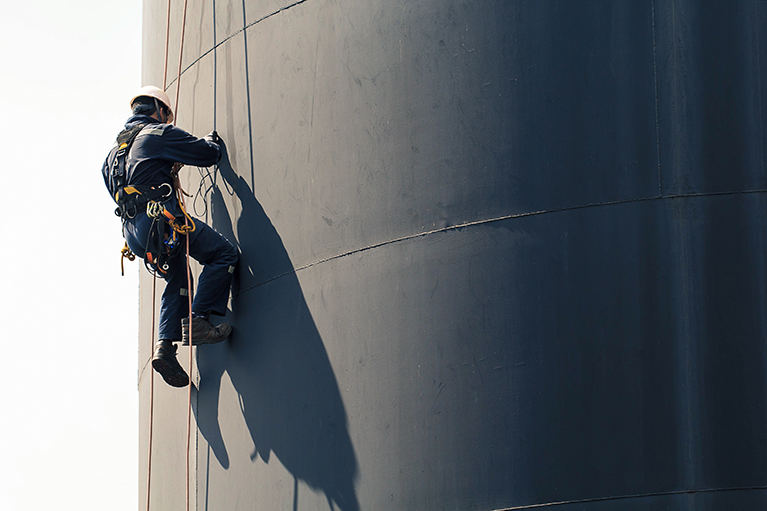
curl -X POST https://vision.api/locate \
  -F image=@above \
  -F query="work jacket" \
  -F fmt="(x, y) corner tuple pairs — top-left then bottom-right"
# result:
(102, 114), (221, 216)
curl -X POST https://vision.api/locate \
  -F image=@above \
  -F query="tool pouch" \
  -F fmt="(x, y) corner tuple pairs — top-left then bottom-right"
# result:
(144, 214), (182, 277)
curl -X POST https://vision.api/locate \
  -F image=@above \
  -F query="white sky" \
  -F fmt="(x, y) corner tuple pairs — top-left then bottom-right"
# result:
(0, 2), (143, 509)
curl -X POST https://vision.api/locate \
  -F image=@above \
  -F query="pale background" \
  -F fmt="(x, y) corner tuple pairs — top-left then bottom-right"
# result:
(0, 2), (143, 509)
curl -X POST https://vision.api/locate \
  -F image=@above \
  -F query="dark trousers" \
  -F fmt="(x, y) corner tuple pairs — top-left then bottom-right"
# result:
(123, 213), (238, 340)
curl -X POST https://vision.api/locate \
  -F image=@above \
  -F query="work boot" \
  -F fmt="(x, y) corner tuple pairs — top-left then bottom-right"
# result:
(151, 340), (189, 387)
(182, 316), (232, 346)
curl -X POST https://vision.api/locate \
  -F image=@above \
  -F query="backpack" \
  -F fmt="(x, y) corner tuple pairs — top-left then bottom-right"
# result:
(105, 123), (147, 201)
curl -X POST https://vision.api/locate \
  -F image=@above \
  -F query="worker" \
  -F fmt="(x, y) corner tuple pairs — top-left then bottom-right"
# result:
(102, 85), (238, 388)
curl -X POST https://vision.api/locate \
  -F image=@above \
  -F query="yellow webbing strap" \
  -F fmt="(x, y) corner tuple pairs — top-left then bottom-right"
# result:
(115, 186), (142, 203)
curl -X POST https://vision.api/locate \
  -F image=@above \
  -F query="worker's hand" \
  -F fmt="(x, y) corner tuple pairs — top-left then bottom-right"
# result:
(204, 130), (221, 145)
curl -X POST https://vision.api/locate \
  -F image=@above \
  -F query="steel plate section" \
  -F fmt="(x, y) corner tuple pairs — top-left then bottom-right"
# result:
(232, 0), (660, 269)
(655, 0), (767, 195)
(147, 0), (662, 270)
(183, 194), (767, 511)
(136, 0), (767, 510)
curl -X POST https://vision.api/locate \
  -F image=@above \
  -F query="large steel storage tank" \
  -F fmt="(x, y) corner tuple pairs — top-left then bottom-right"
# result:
(137, 1), (767, 509)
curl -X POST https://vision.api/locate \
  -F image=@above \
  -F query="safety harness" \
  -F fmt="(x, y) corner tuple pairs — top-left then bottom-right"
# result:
(107, 124), (195, 276)
(107, 124), (145, 205)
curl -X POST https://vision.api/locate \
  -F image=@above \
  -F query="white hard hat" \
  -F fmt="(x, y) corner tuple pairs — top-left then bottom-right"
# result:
(130, 85), (174, 123)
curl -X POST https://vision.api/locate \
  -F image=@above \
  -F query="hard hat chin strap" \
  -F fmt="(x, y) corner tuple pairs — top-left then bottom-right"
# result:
(153, 98), (164, 122)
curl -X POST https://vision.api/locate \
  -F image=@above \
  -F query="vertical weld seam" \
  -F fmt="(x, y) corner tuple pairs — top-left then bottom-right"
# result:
(651, 0), (663, 197)
(755, 1), (765, 178)
(213, 0), (217, 132)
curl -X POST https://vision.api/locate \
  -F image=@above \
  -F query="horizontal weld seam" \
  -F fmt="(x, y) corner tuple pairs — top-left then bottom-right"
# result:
(233, 188), (767, 296)
(491, 485), (767, 510)
(166, 0), (310, 89)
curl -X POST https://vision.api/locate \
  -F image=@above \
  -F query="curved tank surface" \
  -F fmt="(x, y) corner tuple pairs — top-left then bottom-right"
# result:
(137, 0), (767, 509)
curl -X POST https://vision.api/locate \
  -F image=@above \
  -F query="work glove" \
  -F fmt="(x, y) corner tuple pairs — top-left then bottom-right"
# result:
(204, 130), (224, 163)
(204, 130), (221, 145)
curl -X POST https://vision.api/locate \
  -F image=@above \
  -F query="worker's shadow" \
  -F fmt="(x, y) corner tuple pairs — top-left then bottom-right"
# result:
(192, 144), (360, 511)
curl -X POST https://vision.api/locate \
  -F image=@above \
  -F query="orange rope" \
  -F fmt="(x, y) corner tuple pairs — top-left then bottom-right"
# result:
(146, 0), (171, 504)
(169, 1), (194, 510)
(146, 274), (157, 511)
(184, 204), (194, 511)
(148, 0), (193, 510)
(146, 0), (173, 506)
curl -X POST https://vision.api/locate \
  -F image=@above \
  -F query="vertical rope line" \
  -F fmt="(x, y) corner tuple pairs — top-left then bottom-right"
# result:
(146, 274), (158, 511)
(148, 1), (191, 510)
(241, 0), (256, 190)
(170, 3), (193, 510)
(174, 0), (190, 125)
(148, 1), (173, 509)
(213, 0), (217, 133)
(185, 226), (193, 511)
(163, 0), (172, 89)
(211, 1), (220, 197)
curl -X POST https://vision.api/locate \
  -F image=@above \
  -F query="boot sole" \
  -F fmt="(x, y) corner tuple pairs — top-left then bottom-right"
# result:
(182, 326), (232, 346)
(152, 357), (189, 387)
(181, 335), (229, 346)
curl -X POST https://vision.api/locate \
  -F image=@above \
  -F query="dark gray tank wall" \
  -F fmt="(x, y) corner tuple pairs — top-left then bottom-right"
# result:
(138, 1), (767, 509)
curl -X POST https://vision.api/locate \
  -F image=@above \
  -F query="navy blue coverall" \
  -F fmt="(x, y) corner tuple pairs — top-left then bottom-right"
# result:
(102, 114), (238, 341)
